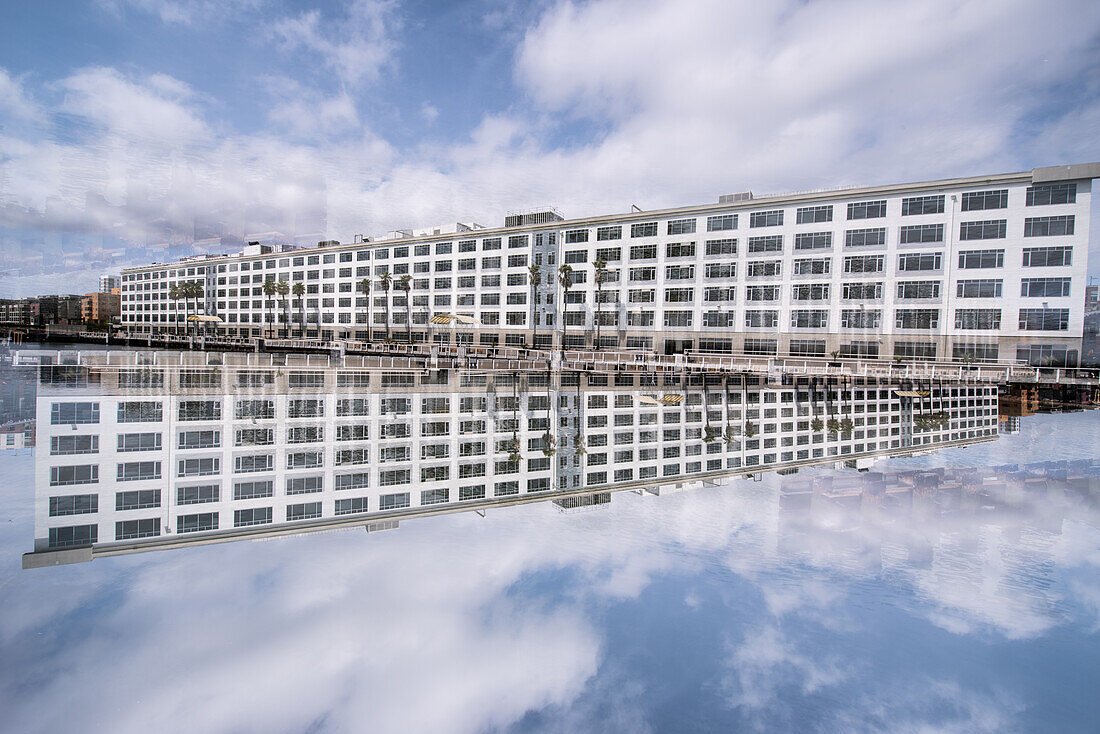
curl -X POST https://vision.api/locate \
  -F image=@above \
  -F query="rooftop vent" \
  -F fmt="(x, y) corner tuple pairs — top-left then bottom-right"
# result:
(505, 208), (565, 228)
(317, 239), (340, 247)
(718, 191), (753, 204)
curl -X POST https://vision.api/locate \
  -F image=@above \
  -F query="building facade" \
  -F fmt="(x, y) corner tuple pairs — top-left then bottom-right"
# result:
(27, 356), (998, 563)
(120, 164), (1096, 366)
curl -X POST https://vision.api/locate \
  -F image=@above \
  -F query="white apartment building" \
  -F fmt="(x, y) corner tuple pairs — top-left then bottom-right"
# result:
(27, 357), (998, 565)
(119, 163), (1096, 366)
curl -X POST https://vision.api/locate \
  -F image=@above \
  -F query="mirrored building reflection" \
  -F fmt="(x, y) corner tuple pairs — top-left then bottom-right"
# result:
(23, 351), (1000, 566)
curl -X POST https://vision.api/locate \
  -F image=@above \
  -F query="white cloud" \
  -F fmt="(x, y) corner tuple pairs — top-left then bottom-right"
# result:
(269, 0), (401, 88)
(262, 76), (361, 137)
(95, 0), (264, 26)
(0, 68), (44, 123)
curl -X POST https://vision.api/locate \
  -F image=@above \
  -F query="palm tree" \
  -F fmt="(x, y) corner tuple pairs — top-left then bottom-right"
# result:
(592, 258), (607, 350)
(357, 278), (371, 341)
(398, 274), (413, 343)
(810, 417), (825, 433)
(378, 271), (392, 342)
(184, 281), (202, 337)
(291, 282), (305, 336)
(262, 278), (277, 338)
(276, 280), (290, 337)
(557, 263), (573, 353)
(527, 264), (541, 349)
(168, 284), (181, 335)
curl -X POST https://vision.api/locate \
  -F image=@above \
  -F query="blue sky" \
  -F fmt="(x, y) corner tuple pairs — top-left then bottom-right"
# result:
(1, 0), (1099, 295)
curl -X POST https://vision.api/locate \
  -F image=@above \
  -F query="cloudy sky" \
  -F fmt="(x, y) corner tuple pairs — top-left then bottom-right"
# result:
(2, 411), (1099, 732)
(1, 0), (1099, 295)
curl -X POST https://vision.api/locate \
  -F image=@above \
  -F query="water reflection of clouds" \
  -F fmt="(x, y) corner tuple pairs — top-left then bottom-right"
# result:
(1, 413), (1098, 732)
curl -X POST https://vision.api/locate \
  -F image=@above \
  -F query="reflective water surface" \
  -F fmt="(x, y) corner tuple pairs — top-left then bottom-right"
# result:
(1, 357), (1098, 733)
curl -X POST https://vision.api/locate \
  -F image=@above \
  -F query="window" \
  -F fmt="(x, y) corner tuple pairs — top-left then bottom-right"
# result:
(177, 484), (219, 505)
(953, 343), (999, 362)
(745, 285), (780, 301)
(179, 400), (220, 421)
(897, 253), (941, 272)
(961, 189), (1008, 211)
(596, 225), (622, 240)
(901, 194), (944, 215)
(792, 283), (829, 300)
(117, 461), (161, 482)
(51, 435), (98, 455)
(1020, 277), (1071, 298)
(335, 497), (369, 515)
(117, 401), (162, 423)
(957, 249), (1004, 269)
(287, 502), (322, 521)
(843, 255), (884, 274)
(744, 338), (778, 355)
(704, 238), (737, 255)
(960, 220), (1006, 240)
(705, 263), (736, 278)
(1026, 183), (1076, 206)
(895, 309), (939, 329)
(664, 311), (693, 327)
(893, 342), (937, 360)
(896, 281), (940, 299)
(665, 264), (695, 280)
(667, 218), (696, 235)
(664, 287), (695, 303)
(565, 249), (587, 264)
(954, 309), (1001, 330)
(49, 494), (98, 516)
(842, 282), (882, 300)
(119, 432), (163, 452)
(748, 235), (783, 253)
(794, 258), (831, 276)
(793, 232), (830, 250)
(630, 245), (657, 260)
(234, 480), (273, 500)
(790, 310), (828, 328)
(899, 224), (944, 244)
(745, 310), (779, 328)
(115, 489), (160, 511)
(1022, 246), (1072, 267)
(845, 228), (886, 247)
(847, 200), (886, 219)
(707, 214), (737, 231)
(796, 205), (832, 223)
(49, 524), (97, 548)
(336, 472), (371, 490)
(631, 222), (657, 238)
(564, 229), (589, 243)
(178, 457), (219, 477)
(789, 339), (826, 356)
(234, 507), (272, 527)
(1024, 215), (1074, 237)
(286, 451), (323, 469)
(1018, 308), (1069, 331)
(746, 261), (781, 278)
(50, 465), (98, 486)
(666, 242), (696, 258)
(234, 454), (273, 473)
(749, 210), (783, 227)
(956, 279), (1002, 298)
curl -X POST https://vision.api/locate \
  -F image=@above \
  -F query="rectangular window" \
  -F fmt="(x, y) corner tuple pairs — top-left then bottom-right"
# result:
(896, 281), (940, 299)
(748, 235), (783, 253)
(843, 255), (884, 274)
(233, 480), (273, 500)
(234, 454), (273, 473)
(117, 461), (161, 482)
(842, 282), (882, 300)
(50, 435), (98, 455)
(796, 205), (832, 224)
(117, 401), (162, 423)
(664, 311), (693, 327)
(790, 310), (828, 328)
(704, 238), (737, 255)
(744, 310), (779, 328)
(177, 484), (219, 505)
(895, 309), (939, 329)
(957, 249), (1004, 269)
(746, 261), (781, 278)
(119, 432), (163, 452)
(177, 457), (219, 477)
(956, 279), (1002, 298)
(793, 232), (830, 250)
(1022, 246), (1072, 267)
(899, 224), (944, 244)
(954, 309), (1001, 330)
(179, 400), (220, 421)
(1024, 215), (1074, 237)
(665, 265), (695, 280)
(631, 222), (658, 238)
(961, 189), (1008, 211)
(845, 228), (886, 247)
(791, 283), (829, 300)
(50, 402), (100, 426)
(1018, 308), (1069, 331)
(234, 507), (273, 527)
(665, 242), (696, 258)
(960, 220), (1006, 240)
(707, 214), (737, 231)
(847, 200), (886, 219)
(115, 518), (161, 541)
(49, 524), (97, 548)
(901, 194), (944, 216)
(1026, 183), (1076, 206)
(667, 218), (696, 235)
(1020, 277), (1071, 298)
(287, 502), (322, 521)
(49, 493), (98, 516)
(794, 258), (831, 276)
(630, 245), (657, 260)
(564, 229), (589, 243)
(115, 489), (160, 511)
(50, 465), (98, 486)
(596, 225), (622, 240)
(705, 263), (736, 278)
(897, 253), (941, 272)
(749, 210), (783, 227)
(335, 497), (369, 515)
